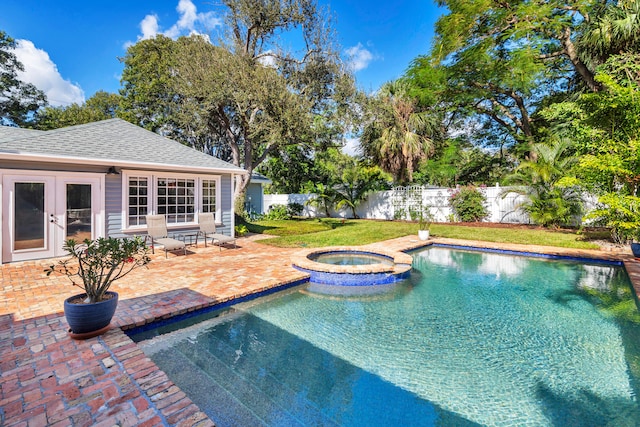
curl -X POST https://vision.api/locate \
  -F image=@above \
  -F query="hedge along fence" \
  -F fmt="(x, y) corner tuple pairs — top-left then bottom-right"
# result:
(263, 185), (598, 225)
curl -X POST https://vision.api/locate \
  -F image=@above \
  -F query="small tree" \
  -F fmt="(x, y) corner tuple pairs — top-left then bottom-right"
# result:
(303, 182), (336, 218)
(584, 193), (640, 244)
(409, 201), (433, 230)
(334, 162), (389, 219)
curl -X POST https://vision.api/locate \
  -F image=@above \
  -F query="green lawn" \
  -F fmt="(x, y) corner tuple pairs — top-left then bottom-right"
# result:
(245, 218), (601, 250)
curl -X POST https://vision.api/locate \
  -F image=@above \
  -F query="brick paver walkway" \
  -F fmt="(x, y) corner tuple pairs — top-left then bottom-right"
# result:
(1, 234), (638, 426)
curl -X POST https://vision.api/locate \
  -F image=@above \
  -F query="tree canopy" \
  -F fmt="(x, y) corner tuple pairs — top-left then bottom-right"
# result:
(405, 0), (638, 155)
(0, 31), (47, 126)
(360, 80), (442, 184)
(119, 0), (356, 202)
(33, 91), (121, 130)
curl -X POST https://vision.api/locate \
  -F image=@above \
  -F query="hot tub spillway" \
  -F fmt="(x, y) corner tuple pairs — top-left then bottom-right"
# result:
(291, 247), (413, 288)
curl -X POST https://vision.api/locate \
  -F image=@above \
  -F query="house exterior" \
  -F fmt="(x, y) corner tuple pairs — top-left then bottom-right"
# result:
(0, 118), (246, 263)
(245, 172), (271, 216)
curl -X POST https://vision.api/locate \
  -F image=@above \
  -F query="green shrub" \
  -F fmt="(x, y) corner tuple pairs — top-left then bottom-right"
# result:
(264, 204), (290, 220)
(287, 202), (304, 217)
(449, 185), (488, 222)
(235, 224), (249, 236)
(585, 193), (640, 243)
(518, 185), (582, 228)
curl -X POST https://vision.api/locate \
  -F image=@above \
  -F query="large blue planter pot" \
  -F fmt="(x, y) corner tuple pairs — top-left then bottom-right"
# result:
(631, 243), (640, 258)
(64, 292), (118, 335)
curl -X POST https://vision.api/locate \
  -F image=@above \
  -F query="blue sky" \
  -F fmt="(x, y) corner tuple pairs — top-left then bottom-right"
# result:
(1, 0), (443, 107)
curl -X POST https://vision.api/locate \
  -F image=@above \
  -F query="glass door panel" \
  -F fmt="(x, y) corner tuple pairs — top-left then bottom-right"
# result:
(66, 184), (92, 242)
(3, 173), (103, 263)
(14, 182), (46, 251)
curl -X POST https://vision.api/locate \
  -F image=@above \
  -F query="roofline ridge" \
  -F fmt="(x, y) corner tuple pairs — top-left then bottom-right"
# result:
(43, 117), (122, 135)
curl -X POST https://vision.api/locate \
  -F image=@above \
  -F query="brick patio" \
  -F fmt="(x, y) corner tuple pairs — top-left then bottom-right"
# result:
(1, 234), (638, 426)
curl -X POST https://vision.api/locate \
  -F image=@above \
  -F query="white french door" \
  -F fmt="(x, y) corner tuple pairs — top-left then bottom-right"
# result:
(2, 172), (104, 263)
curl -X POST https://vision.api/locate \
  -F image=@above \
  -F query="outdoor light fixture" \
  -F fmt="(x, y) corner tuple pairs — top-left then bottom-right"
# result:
(106, 166), (120, 175)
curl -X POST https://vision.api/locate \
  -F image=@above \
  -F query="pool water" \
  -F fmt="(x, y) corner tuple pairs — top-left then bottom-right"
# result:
(131, 247), (640, 426)
(309, 251), (394, 266)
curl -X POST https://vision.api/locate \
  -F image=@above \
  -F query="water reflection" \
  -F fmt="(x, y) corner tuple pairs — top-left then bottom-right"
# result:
(415, 247), (529, 278)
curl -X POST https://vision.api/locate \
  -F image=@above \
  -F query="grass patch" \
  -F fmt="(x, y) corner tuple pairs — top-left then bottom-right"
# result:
(247, 218), (600, 250)
(430, 224), (599, 249)
(245, 218), (336, 236)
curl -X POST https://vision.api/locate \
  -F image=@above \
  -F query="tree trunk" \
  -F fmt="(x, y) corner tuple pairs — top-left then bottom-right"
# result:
(235, 172), (251, 216)
(560, 28), (600, 92)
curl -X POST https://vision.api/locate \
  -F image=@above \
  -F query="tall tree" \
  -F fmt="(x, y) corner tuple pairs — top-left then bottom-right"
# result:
(360, 80), (441, 184)
(120, 0), (355, 206)
(406, 1), (626, 155)
(415, 137), (510, 187)
(543, 53), (640, 240)
(0, 31), (47, 126)
(119, 35), (179, 134)
(120, 35), (231, 157)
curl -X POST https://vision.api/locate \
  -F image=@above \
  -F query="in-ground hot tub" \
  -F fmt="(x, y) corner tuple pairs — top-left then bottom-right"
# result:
(291, 246), (413, 288)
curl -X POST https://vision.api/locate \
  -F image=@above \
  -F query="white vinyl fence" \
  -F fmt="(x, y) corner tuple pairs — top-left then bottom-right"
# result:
(263, 184), (539, 224)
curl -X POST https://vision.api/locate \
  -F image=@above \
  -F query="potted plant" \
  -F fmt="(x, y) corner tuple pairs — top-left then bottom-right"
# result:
(45, 236), (150, 338)
(410, 205), (433, 240)
(418, 209), (433, 241)
(630, 229), (640, 258)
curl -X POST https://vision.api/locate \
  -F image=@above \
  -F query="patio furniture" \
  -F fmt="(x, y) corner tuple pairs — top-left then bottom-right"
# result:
(198, 212), (237, 250)
(145, 215), (187, 258)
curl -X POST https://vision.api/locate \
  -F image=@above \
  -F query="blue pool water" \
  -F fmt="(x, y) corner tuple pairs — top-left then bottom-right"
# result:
(130, 247), (640, 426)
(309, 251), (394, 266)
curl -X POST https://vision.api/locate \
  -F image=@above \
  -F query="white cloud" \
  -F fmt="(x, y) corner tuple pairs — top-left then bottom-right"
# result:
(257, 51), (278, 68)
(14, 40), (84, 107)
(345, 43), (374, 72)
(341, 137), (361, 157)
(130, 0), (222, 44)
(140, 14), (161, 40)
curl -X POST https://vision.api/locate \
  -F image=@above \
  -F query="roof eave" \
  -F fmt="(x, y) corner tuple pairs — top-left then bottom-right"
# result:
(0, 152), (248, 175)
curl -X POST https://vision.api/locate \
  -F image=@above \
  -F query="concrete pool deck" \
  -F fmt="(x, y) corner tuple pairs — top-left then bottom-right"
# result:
(1, 234), (639, 426)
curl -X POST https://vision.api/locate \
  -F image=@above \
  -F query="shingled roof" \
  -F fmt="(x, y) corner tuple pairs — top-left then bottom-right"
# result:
(0, 126), (44, 142)
(0, 118), (246, 174)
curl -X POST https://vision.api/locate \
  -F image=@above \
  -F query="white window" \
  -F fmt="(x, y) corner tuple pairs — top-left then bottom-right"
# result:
(123, 172), (221, 229)
(128, 177), (149, 227)
(157, 177), (196, 224)
(202, 179), (217, 214)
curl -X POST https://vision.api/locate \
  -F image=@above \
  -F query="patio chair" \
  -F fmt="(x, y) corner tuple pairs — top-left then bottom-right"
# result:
(145, 215), (187, 258)
(198, 212), (237, 251)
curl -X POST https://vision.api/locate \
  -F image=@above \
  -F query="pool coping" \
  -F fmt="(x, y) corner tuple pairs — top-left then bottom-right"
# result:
(291, 246), (413, 274)
(2, 235), (639, 426)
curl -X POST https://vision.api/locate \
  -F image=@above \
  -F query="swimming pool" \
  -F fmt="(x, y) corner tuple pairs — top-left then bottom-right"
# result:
(130, 247), (640, 426)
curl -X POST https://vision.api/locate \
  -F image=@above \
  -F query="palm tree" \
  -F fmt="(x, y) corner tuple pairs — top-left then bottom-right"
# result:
(333, 162), (388, 219)
(504, 139), (582, 228)
(361, 80), (440, 184)
(304, 182), (335, 218)
(579, 0), (640, 67)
